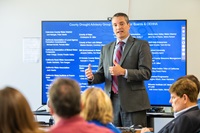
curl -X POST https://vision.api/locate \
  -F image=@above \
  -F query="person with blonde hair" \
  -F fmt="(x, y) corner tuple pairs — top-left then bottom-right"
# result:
(0, 86), (46, 133)
(81, 87), (121, 133)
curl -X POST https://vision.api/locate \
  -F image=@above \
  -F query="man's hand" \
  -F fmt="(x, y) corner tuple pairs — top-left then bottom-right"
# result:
(109, 61), (125, 76)
(85, 64), (94, 80)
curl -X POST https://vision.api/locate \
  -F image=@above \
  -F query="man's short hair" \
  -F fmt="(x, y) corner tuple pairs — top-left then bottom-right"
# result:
(112, 12), (129, 24)
(177, 74), (200, 93)
(49, 78), (81, 118)
(169, 78), (198, 102)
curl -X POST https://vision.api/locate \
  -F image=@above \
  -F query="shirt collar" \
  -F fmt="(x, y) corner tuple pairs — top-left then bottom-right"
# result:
(174, 105), (198, 118)
(116, 35), (130, 44)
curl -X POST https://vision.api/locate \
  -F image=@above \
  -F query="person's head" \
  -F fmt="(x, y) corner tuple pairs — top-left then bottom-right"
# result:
(48, 78), (81, 118)
(177, 74), (200, 93)
(112, 12), (130, 40)
(80, 87), (113, 124)
(0, 87), (44, 133)
(169, 78), (199, 112)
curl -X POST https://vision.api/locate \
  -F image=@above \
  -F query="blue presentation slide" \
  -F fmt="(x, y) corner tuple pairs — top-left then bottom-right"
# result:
(42, 20), (186, 106)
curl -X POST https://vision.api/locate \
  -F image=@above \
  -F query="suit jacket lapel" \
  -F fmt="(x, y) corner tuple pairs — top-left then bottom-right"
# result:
(109, 42), (116, 66)
(120, 36), (135, 65)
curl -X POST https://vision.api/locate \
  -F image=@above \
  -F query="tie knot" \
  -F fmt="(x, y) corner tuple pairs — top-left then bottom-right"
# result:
(118, 41), (125, 46)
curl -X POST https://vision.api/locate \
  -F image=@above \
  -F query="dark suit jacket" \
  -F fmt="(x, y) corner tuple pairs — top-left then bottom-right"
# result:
(89, 36), (152, 112)
(158, 106), (200, 133)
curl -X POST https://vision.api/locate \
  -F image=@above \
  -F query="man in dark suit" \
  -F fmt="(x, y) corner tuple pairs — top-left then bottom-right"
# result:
(141, 77), (200, 133)
(85, 12), (152, 127)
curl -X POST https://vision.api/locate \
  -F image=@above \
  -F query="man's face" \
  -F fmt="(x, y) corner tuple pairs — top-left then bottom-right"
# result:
(169, 93), (186, 112)
(112, 16), (130, 40)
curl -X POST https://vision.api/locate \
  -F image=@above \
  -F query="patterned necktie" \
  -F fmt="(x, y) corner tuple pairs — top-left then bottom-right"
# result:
(112, 41), (125, 93)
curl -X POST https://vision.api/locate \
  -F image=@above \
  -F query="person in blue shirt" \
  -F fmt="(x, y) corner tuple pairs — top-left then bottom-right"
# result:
(81, 87), (121, 133)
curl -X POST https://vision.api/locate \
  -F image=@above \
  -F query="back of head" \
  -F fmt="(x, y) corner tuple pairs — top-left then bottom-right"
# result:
(81, 87), (113, 124)
(169, 78), (199, 103)
(0, 87), (42, 133)
(49, 78), (81, 118)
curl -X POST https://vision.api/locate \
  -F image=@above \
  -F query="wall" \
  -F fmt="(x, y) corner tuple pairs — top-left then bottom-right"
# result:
(0, 0), (200, 111)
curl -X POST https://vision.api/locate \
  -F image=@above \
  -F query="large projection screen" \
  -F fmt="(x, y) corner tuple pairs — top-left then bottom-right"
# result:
(42, 20), (187, 106)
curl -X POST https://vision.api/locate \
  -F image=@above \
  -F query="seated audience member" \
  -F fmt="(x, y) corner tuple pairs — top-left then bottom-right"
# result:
(178, 74), (200, 109)
(81, 87), (121, 133)
(0, 87), (46, 133)
(141, 78), (200, 133)
(47, 78), (113, 133)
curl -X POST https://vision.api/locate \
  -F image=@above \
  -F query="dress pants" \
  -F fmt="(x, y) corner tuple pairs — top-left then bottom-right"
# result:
(111, 91), (147, 127)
